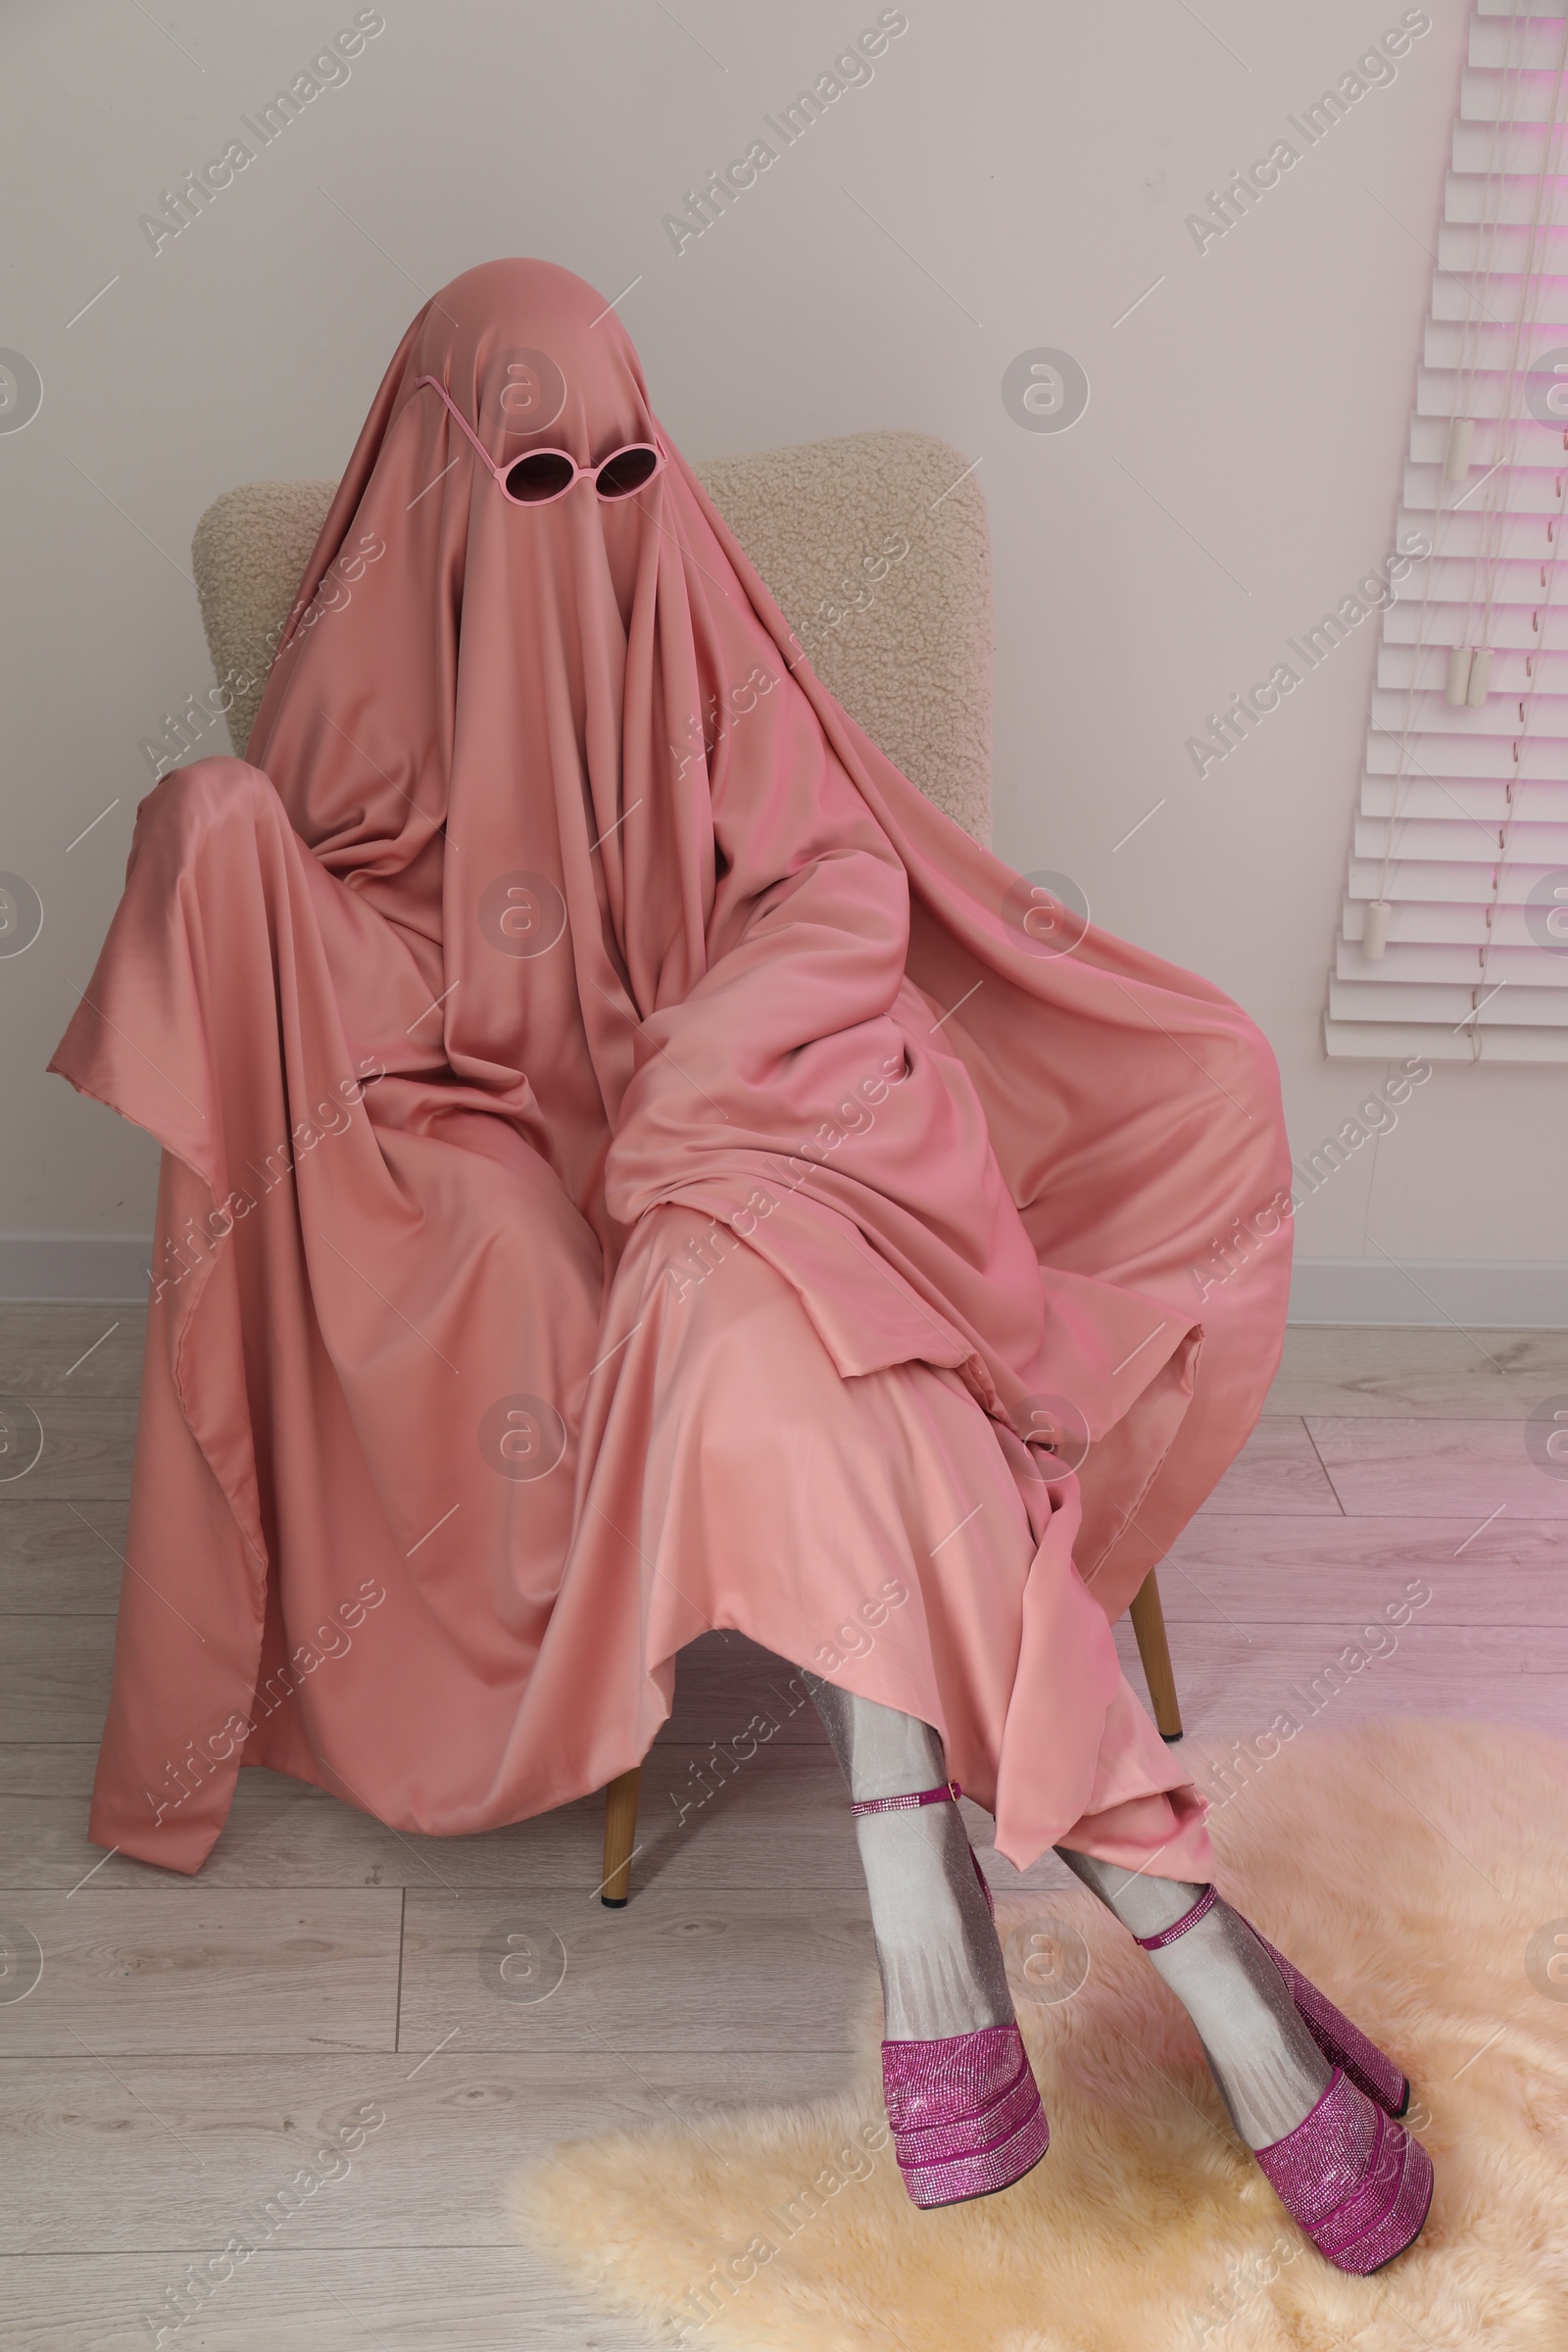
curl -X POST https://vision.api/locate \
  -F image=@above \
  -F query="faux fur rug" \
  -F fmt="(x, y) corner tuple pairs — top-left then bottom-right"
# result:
(513, 1722), (1568, 2350)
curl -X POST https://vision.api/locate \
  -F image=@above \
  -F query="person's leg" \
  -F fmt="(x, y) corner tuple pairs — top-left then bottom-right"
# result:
(1054, 1850), (1330, 2145)
(808, 1676), (1049, 2209)
(1055, 1846), (1434, 2274)
(808, 1672), (1011, 2038)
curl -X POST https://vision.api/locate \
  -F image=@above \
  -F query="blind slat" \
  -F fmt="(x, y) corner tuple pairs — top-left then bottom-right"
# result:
(1330, 976), (1567, 1023)
(1336, 938), (1568, 983)
(1371, 684), (1568, 731)
(1365, 739), (1568, 783)
(1348, 853), (1568, 902)
(1325, 1017), (1568, 1061)
(1470, 21), (1568, 67)
(1378, 642), (1568, 690)
(1445, 170), (1568, 223)
(1343, 896), (1558, 946)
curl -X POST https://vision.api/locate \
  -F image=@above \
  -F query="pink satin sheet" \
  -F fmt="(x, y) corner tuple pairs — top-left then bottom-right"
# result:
(49, 261), (1292, 1877)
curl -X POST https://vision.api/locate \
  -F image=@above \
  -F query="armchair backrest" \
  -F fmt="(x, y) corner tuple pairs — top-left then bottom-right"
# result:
(191, 428), (992, 843)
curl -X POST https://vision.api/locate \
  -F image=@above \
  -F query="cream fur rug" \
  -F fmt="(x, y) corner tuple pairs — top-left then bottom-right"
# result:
(513, 1722), (1568, 2349)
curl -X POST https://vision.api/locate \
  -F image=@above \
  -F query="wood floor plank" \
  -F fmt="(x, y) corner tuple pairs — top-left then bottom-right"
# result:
(0, 1618), (114, 1742)
(1305, 1416), (1568, 1518)
(1264, 1324), (1568, 1417)
(0, 2049), (843, 2255)
(1160, 1515), (1566, 1624)
(0, 1890), (402, 2056)
(0, 1624), (823, 1759)
(397, 1884), (874, 2055)
(0, 1304), (146, 1397)
(7, 2238), (658, 2352)
(1113, 1616), (1568, 1747)
(0, 1498), (125, 1611)
(0, 1396), (134, 1501)
(1, 2247), (653, 2352)
(0, 1747), (860, 1896)
(662, 1630), (830, 1744)
(1195, 1418), (1343, 1514)
(0, 1745), (98, 1798)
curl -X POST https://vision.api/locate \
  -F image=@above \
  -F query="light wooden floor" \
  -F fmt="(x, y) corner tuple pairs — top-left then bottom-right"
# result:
(1, 1309), (1564, 2348)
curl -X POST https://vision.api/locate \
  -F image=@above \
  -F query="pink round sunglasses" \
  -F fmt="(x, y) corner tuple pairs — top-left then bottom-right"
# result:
(415, 373), (665, 506)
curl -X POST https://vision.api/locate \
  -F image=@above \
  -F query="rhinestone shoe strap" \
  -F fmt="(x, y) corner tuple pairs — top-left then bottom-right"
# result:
(851, 1779), (961, 1817)
(1132, 1882), (1219, 1949)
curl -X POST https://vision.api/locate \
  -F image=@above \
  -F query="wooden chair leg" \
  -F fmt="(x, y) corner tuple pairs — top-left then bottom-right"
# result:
(1129, 1568), (1184, 1741)
(601, 1766), (643, 1907)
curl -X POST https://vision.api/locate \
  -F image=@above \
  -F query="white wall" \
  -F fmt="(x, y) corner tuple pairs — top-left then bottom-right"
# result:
(2, 0), (1553, 1302)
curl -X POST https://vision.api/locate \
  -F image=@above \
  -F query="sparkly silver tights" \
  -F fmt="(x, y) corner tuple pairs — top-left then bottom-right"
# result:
(810, 1683), (1331, 2141)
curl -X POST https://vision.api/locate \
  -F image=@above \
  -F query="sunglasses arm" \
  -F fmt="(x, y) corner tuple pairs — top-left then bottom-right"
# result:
(414, 374), (511, 490)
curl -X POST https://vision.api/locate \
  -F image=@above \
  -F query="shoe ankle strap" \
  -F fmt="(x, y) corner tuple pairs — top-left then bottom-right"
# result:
(851, 1778), (961, 1817)
(1133, 1883), (1217, 1949)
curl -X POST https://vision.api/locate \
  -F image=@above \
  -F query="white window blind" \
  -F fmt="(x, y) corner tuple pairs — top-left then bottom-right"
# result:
(1327, 1), (1568, 1061)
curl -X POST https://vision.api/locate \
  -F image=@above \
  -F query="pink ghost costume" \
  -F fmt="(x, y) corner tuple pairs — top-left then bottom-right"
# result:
(49, 260), (1293, 1881)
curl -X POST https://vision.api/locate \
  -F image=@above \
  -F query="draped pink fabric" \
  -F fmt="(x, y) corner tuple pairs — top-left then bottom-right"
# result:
(49, 260), (1293, 1879)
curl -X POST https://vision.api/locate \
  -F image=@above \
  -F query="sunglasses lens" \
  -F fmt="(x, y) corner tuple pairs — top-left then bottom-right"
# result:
(596, 446), (660, 499)
(504, 451), (575, 503)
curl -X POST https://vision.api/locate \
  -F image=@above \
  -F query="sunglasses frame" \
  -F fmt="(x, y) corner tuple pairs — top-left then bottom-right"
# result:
(414, 373), (665, 506)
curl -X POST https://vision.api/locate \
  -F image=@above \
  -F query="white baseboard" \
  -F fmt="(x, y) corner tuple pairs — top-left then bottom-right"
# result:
(2, 1236), (1564, 1327)
(1289, 1256), (1568, 1328)
(0, 1235), (152, 1300)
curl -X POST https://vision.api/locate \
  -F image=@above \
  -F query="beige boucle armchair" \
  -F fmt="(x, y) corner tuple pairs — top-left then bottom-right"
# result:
(189, 429), (1182, 1904)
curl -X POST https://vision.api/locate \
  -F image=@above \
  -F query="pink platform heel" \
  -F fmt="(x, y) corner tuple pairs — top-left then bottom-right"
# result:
(881, 2024), (1051, 2209)
(852, 1779), (1050, 2209)
(1247, 1923), (1410, 2118)
(1254, 2069), (1435, 2275)
(1136, 1888), (1432, 2273)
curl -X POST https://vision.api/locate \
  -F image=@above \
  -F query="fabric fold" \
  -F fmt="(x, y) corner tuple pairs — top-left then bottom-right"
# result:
(49, 259), (1290, 1875)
